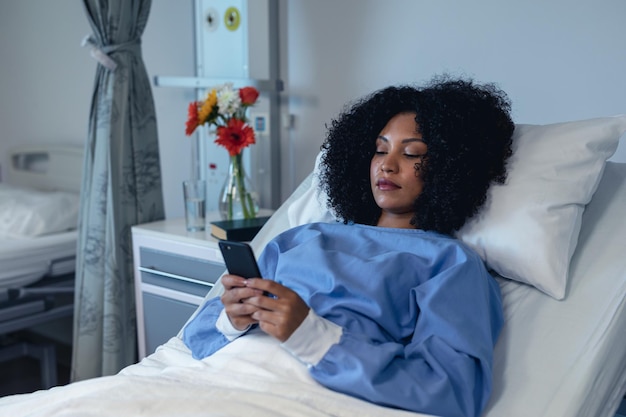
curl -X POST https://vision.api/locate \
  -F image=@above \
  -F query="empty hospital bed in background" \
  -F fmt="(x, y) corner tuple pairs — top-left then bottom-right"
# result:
(0, 145), (83, 390)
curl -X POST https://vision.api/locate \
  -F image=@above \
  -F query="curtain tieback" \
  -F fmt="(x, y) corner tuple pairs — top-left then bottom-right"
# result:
(81, 35), (141, 71)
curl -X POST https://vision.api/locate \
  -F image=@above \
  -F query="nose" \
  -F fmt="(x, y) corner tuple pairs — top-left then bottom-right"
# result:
(380, 154), (398, 173)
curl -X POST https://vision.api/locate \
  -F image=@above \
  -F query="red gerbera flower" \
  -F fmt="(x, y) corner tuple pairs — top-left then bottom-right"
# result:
(215, 118), (256, 156)
(239, 86), (260, 106)
(185, 101), (199, 136)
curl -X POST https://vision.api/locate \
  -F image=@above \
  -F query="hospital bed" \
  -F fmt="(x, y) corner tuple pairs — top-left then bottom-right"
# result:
(0, 145), (83, 389)
(0, 116), (624, 417)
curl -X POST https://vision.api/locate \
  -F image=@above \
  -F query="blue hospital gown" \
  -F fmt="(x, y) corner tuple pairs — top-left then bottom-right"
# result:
(183, 222), (503, 417)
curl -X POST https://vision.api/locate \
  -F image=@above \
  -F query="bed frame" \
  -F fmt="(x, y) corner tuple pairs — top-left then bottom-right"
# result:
(0, 144), (84, 390)
(7, 144), (83, 193)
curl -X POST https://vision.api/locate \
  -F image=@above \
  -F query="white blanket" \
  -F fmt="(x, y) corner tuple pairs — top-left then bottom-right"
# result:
(0, 230), (77, 288)
(0, 332), (431, 417)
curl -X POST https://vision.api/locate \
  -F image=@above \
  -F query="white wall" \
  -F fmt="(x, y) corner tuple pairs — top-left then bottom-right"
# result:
(283, 0), (626, 191)
(0, 0), (93, 169)
(1, 0), (624, 219)
(142, 1), (196, 218)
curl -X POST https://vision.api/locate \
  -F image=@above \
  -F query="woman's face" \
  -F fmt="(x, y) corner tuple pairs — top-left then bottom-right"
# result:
(370, 112), (427, 228)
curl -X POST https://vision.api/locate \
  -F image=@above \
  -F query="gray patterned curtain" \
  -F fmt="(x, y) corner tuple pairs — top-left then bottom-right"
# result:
(72, 0), (164, 381)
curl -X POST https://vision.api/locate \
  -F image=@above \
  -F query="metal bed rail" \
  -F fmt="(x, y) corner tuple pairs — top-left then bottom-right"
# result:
(0, 274), (75, 390)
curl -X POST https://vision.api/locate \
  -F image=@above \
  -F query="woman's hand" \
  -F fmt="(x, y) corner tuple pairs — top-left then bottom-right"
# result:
(242, 278), (310, 342)
(220, 274), (264, 331)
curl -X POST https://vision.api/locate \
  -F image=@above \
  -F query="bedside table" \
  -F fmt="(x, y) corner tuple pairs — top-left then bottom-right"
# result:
(131, 215), (225, 359)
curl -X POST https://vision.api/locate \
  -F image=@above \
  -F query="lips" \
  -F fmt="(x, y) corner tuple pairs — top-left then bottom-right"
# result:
(376, 178), (400, 191)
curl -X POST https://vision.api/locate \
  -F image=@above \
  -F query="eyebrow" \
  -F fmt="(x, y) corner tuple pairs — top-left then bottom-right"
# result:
(377, 135), (427, 144)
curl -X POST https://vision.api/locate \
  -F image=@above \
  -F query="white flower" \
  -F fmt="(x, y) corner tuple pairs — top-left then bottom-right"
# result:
(217, 83), (241, 117)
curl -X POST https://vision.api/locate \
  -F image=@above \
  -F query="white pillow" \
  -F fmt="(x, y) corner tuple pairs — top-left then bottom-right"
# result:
(0, 184), (80, 237)
(457, 115), (626, 299)
(288, 115), (626, 300)
(287, 152), (337, 227)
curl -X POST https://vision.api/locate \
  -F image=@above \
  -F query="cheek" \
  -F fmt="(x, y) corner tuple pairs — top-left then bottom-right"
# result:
(370, 159), (378, 177)
(405, 168), (425, 195)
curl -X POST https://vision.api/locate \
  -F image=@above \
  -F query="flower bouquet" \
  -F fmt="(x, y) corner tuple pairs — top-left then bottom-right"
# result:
(186, 83), (260, 220)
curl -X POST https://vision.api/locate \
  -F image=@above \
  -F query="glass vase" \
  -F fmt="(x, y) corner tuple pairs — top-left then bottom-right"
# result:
(218, 152), (259, 220)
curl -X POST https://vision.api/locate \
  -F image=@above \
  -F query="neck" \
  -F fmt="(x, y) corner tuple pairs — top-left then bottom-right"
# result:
(376, 212), (416, 229)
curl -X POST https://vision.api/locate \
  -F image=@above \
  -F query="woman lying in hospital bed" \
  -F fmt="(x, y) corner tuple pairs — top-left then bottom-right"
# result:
(183, 76), (515, 417)
(1, 76), (625, 417)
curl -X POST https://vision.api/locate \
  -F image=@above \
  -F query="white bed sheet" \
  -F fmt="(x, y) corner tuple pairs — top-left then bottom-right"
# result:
(0, 334), (431, 417)
(0, 230), (77, 288)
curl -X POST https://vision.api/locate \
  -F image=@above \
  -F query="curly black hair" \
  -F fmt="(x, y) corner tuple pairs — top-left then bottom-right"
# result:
(318, 75), (514, 235)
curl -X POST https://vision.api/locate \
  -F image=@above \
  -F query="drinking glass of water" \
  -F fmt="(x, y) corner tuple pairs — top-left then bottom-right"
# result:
(183, 179), (206, 232)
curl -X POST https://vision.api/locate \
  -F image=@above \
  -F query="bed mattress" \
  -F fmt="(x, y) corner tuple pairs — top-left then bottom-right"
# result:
(484, 162), (626, 417)
(0, 231), (77, 288)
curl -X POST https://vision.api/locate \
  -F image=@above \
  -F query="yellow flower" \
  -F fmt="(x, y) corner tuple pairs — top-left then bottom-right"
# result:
(198, 89), (217, 125)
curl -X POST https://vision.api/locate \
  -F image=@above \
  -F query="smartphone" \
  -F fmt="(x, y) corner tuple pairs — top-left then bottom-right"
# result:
(218, 240), (262, 279)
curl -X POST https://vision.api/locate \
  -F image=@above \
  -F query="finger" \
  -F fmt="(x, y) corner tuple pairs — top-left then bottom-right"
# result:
(225, 305), (259, 331)
(252, 309), (303, 342)
(225, 301), (259, 318)
(256, 319), (280, 339)
(242, 293), (280, 310)
(221, 287), (263, 306)
(221, 274), (247, 290)
(244, 278), (294, 298)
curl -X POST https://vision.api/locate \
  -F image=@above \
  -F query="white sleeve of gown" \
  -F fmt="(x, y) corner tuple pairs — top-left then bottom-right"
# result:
(280, 309), (342, 366)
(215, 308), (251, 341)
